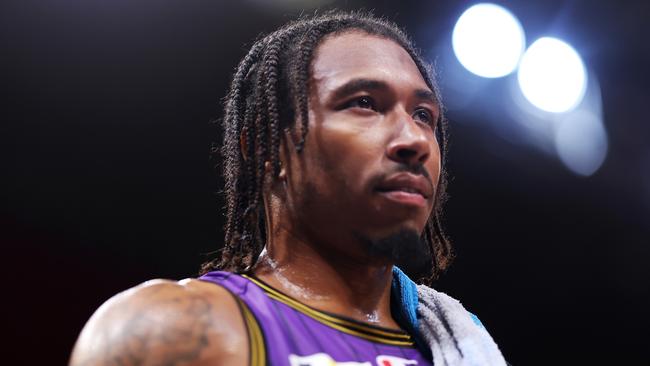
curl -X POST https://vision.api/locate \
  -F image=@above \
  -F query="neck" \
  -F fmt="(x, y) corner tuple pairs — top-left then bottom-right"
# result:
(252, 221), (399, 329)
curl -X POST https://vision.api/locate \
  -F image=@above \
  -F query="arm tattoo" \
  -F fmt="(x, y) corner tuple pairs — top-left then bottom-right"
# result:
(74, 291), (215, 366)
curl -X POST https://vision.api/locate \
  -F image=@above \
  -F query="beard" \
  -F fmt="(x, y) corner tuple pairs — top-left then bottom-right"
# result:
(359, 229), (432, 280)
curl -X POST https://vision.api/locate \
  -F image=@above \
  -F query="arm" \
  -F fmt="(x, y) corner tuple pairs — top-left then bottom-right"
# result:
(69, 279), (248, 366)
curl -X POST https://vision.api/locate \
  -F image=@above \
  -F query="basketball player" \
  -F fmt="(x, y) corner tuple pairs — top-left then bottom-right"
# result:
(70, 11), (506, 366)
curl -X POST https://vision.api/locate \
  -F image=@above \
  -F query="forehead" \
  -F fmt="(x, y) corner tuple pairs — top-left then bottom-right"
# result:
(311, 31), (430, 94)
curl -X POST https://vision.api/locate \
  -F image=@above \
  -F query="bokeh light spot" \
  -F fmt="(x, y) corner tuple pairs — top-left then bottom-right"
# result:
(452, 3), (525, 78)
(518, 37), (587, 113)
(555, 110), (608, 176)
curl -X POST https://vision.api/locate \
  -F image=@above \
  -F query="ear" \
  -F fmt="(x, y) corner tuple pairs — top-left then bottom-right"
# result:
(264, 160), (287, 181)
(240, 127), (248, 161)
(278, 135), (289, 181)
(278, 159), (287, 180)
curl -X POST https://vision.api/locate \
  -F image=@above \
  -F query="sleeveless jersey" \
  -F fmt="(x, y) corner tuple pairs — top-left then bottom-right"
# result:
(199, 271), (432, 366)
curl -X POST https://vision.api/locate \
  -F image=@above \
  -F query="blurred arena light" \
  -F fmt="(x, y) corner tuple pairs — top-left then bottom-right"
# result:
(444, 4), (606, 176)
(517, 37), (587, 113)
(452, 3), (525, 78)
(555, 109), (608, 176)
(506, 68), (608, 176)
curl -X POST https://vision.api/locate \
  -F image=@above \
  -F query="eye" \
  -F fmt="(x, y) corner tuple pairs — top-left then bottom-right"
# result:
(344, 96), (377, 111)
(413, 108), (434, 125)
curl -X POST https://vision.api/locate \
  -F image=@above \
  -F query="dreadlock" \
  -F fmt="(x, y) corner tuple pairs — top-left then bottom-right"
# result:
(201, 10), (453, 283)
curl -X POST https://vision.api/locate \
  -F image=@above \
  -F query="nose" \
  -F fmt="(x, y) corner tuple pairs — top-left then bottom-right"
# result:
(386, 112), (431, 166)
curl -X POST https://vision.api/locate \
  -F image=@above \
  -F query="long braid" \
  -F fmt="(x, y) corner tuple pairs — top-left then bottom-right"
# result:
(215, 41), (265, 272)
(292, 21), (336, 151)
(261, 30), (291, 177)
(243, 76), (268, 268)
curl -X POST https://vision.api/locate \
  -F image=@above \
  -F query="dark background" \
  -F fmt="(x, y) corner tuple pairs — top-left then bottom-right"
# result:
(3, 0), (649, 364)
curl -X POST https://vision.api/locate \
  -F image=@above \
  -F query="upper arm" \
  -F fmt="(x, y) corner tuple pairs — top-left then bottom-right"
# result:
(69, 279), (249, 366)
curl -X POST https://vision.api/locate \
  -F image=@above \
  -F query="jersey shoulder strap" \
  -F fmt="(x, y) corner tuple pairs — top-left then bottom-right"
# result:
(199, 271), (267, 366)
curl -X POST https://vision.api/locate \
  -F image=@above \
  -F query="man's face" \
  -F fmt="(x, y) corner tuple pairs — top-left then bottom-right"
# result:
(281, 31), (441, 260)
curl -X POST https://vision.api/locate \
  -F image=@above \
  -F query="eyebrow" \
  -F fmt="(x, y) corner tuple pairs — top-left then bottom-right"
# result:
(328, 78), (439, 106)
(414, 89), (439, 106)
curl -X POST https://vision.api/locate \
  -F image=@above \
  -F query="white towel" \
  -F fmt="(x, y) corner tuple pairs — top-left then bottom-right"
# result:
(416, 285), (508, 366)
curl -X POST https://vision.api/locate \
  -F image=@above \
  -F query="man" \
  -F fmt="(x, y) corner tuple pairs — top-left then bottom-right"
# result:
(70, 11), (507, 366)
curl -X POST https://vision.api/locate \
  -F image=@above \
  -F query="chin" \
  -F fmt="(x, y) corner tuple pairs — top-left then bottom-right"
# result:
(369, 220), (425, 239)
(355, 227), (431, 277)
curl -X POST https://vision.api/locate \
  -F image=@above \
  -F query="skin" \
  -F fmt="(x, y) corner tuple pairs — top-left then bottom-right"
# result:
(69, 31), (441, 366)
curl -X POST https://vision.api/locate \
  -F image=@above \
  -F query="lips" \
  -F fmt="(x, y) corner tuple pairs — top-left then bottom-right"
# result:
(376, 173), (432, 197)
(374, 173), (433, 206)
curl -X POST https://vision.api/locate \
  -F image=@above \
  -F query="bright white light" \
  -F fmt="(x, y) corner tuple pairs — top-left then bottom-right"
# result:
(555, 110), (608, 176)
(518, 37), (587, 113)
(452, 3), (525, 78)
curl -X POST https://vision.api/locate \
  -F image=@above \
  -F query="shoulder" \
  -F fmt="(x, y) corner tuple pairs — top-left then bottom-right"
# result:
(69, 278), (248, 366)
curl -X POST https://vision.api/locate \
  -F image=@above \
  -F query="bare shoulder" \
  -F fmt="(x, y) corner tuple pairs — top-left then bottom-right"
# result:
(69, 278), (248, 366)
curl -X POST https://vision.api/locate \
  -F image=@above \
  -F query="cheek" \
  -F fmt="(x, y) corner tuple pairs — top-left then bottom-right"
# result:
(429, 140), (442, 183)
(314, 126), (383, 191)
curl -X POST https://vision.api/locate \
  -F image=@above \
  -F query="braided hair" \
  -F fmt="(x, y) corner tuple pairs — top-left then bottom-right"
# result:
(202, 10), (453, 283)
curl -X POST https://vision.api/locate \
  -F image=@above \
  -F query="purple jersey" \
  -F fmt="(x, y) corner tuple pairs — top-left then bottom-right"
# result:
(199, 271), (432, 366)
